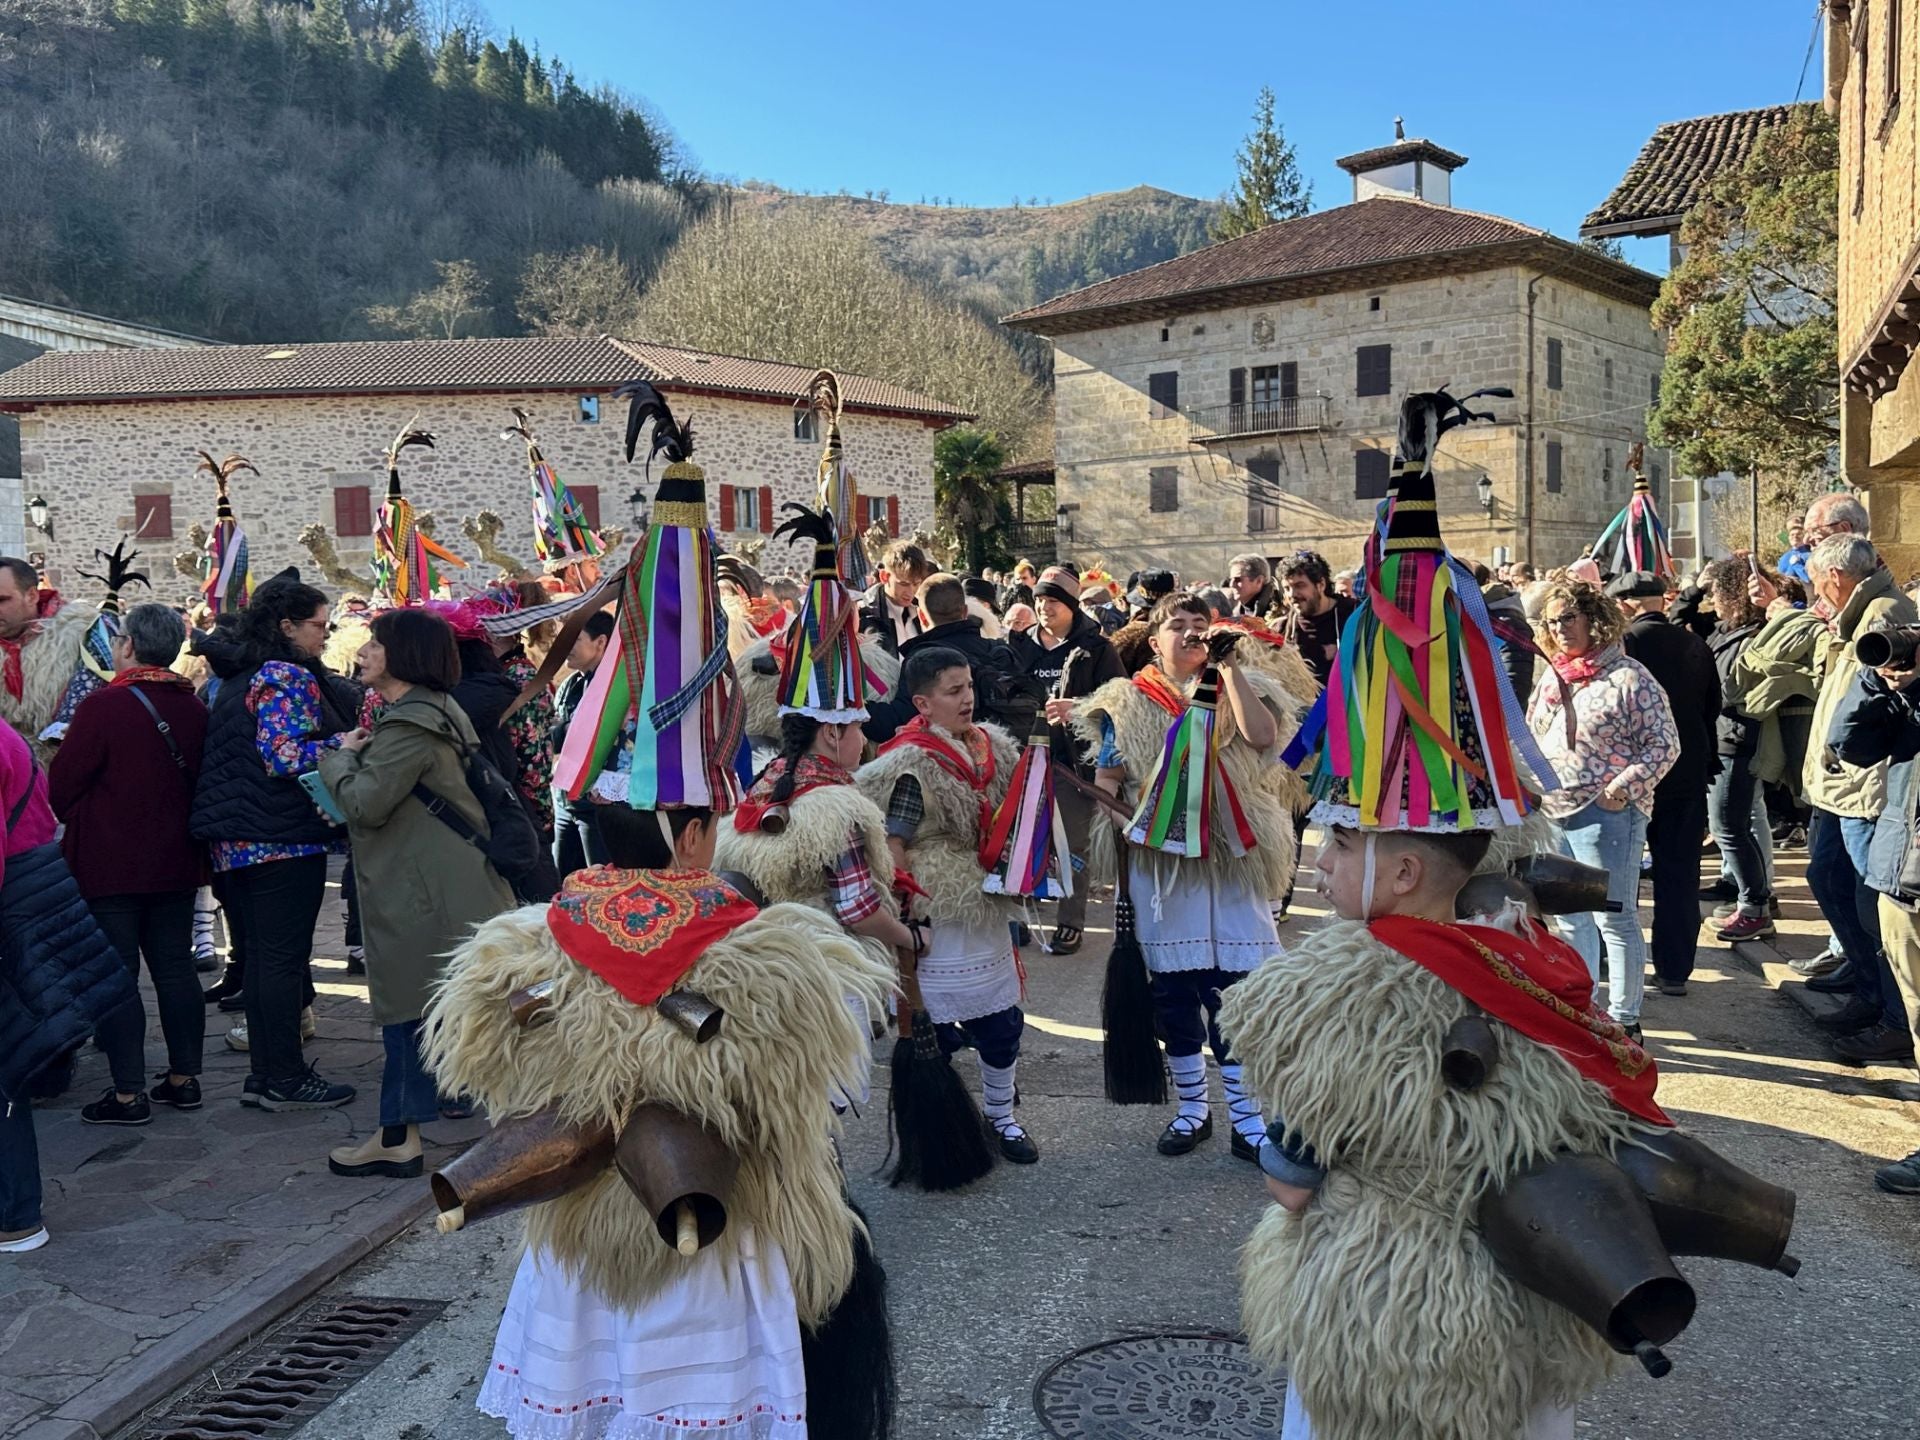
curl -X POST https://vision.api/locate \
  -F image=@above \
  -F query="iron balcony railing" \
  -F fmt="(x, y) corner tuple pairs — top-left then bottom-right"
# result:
(1006, 519), (1057, 561)
(1186, 394), (1332, 442)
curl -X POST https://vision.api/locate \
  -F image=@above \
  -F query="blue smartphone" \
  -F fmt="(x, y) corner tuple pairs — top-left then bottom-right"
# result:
(298, 770), (346, 825)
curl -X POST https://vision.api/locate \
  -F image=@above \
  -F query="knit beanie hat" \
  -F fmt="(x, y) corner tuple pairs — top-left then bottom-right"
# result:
(1035, 565), (1081, 605)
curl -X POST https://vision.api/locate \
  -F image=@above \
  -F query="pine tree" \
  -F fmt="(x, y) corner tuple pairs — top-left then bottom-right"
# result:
(432, 27), (476, 155)
(304, 0), (352, 111)
(1213, 85), (1311, 242)
(382, 31), (434, 135)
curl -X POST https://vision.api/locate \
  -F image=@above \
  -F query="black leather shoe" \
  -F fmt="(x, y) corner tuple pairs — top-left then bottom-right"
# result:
(1832, 1024), (1917, 1066)
(1157, 1114), (1213, 1155)
(1229, 1131), (1263, 1165)
(996, 1129), (1039, 1165)
(1806, 964), (1859, 994)
(1813, 997), (1882, 1033)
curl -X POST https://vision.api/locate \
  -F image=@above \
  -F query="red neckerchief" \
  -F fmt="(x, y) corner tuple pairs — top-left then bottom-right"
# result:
(1369, 914), (1670, 1126)
(733, 752), (854, 833)
(1130, 664), (1187, 720)
(880, 716), (997, 840)
(110, 666), (193, 691)
(546, 866), (759, 1007)
(1547, 641), (1618, 692)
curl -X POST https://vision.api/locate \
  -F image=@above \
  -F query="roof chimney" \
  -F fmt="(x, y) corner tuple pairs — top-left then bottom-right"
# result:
(1335, 128), (1468, 206)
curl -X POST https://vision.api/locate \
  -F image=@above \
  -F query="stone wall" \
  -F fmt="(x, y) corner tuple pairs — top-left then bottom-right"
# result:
(15, 388), (938, 599)
(1050, 264), (1665, 580)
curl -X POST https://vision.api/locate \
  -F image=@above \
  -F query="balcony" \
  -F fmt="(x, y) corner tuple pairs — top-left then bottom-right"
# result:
(1006, 518), (1056, 563)
(1187, 394), (1331, 444)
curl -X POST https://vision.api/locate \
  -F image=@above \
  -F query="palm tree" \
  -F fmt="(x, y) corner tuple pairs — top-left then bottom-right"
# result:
(933, 425), (1010, 575)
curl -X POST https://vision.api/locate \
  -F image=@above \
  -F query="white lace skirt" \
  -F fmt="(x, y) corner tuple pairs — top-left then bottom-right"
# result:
(478, 1232), (808, 1440)
(916, 915), (1022, 1024)
(1128, 853), (1283, 975)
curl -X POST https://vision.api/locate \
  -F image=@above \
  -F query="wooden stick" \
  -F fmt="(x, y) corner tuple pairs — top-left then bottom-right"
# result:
(674, 1201), (699, 1257)
(1051, 762), (1135, 826)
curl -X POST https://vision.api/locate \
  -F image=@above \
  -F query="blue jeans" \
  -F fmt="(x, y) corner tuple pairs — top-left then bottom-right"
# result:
(1808, 809), (1908, 1030)
(0, 1099), (41, 1232)
(1709, 759), (1771, 915)
(381, 1019), (442, 1128)
(1556, 801), (1651, 1024)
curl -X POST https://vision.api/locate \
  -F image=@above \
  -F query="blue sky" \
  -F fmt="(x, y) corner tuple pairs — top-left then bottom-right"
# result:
(491, 0), (1819, 274)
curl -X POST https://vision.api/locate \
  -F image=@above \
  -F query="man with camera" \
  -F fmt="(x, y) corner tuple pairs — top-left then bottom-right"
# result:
(1795, 534), (1917, 1065)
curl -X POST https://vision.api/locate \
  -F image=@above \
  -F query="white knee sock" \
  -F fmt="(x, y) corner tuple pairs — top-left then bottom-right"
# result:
(192, 893), (217, 954)
(980, 1059), (1025, 1140)
(1220, 1062), (1266, 1145)
(1168, 1051), (1209, 1132)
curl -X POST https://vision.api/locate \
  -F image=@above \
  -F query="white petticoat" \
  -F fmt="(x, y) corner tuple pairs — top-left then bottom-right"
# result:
(1127, 852), (1284, 974)
(916, 915), (1021, 1024)
(478, 1232), (808, 1440)
(1281, 1386), (1575, 1439)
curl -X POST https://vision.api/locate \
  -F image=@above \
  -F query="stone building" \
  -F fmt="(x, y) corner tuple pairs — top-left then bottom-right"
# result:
(1829, 0), (1920, 578)
(1003, 139), (1665, 582)
(0, 335), (964, 599)
(1583, 104), (1809, 563)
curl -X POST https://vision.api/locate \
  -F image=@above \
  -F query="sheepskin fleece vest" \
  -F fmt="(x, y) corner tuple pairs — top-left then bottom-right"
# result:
(1074, 667), (1305, 900)
(423, 899), (892, 1328)
(855, 721), (1017, 930)
(4, 603), (89, 764)
(1219, 920), (1648, 1440)
(713, 780), (895, 921)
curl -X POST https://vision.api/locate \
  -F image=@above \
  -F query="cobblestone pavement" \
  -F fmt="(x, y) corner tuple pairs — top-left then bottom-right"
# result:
(0, 859), (482, 1440)
(289, 840), (1920, 1440)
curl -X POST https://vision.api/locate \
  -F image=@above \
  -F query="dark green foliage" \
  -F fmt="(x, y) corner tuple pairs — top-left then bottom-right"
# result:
(0, 0), (687, 341)
(1021, 204), (1214, 308)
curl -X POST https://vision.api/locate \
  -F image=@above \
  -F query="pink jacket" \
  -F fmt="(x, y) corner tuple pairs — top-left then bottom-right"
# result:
(1, 716), (56, 882)
(1526, 644), (1679, 819)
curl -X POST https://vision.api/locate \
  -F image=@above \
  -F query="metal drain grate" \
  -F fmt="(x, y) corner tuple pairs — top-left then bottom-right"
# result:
(1033, 1331), (1289, 1439)
(133, 1296), (447, 1439)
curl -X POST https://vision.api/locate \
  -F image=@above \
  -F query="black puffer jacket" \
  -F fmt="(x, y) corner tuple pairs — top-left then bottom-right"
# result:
(862, 617), (1043, 743)
(190, 660), (357, 847)
(1706, 619), (1764, 758)
(1009, 611), (1126, 765)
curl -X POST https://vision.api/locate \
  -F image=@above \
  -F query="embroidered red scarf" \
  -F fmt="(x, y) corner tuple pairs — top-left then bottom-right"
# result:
(1370, 914), (1670, 1126)
(110, 666), (193, 692)
(879, 715), (997, 840)
(733, 752), (854, 833)
(546, 866), (759, 1006)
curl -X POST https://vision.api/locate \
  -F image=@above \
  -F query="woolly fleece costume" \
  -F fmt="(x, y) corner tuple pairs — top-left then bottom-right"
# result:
(713, 776), (896, 932)
(6, 603), (90, 764)
(1219, 922), (1649, 1440)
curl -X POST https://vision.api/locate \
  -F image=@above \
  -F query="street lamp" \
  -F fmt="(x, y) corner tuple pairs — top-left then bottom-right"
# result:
(25, 493), (51, 542)
(1476, 474), (1494, 514)
(627, 486), (649, 531)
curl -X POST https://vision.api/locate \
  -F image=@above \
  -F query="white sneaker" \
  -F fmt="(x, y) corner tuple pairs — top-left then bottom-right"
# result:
(225, 1008), (315, 1051)
(0, 1226), (49, 1253)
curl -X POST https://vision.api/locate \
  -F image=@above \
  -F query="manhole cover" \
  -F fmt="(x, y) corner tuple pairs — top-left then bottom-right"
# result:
(130, 1296), (446, 1439)
(1033, 1331), (1288, 1439)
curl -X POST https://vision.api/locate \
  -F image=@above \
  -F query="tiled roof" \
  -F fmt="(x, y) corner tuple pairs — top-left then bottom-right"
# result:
(1581, 104), (1809, 237)
(0, 334), (970, 421)
(1003, 197), (1654, 333)
(1335, 138), (1468, 174)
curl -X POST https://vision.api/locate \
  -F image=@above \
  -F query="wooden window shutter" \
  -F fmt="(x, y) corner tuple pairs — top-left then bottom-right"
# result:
(1356, 344), (1391, 397)
(1148, 370), (1179, 419)
(334, 485), (372, 537)
(1545, 440), (1563, 493)
(1280, 361), (1298, 399)
(1228, 368), (1246, 406)
(1546, 338), (1563, 391)
(758, 485), (775, 534)
(718, 484), (736, 530)
(572, 485), (601, 528)
(1354, 448), (1391, 500)
(886, 495), (900, 537)
(133, 493), (173, 539)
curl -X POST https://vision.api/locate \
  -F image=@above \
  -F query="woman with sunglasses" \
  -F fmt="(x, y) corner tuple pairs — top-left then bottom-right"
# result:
(1526, 579), (1680, 1042)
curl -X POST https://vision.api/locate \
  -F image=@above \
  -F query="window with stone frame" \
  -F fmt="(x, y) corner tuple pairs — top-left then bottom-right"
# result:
(572, 485), (601, 528)
(1355, 447), (1391, 500)
(794, 409), (818, 442)
(1546, 337), (1564, 390)
(334, 484), (373, 537)
(1356, 344), (1392, 397)
(1148, 370), (1180, 419)
(132, 492), (173, 540)
(1149, 466), (1179, 513)
(1545, 440), (1563, 494)
(1246, 456), (1282, 532)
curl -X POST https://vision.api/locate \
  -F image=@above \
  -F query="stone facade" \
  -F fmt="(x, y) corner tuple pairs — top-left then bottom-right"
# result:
(1049, 267), (1665, 580)
(15, 388), (938, 600)
(1834, 0), (1920, 579)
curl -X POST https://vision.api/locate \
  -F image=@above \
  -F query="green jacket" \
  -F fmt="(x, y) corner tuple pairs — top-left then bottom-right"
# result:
(1725, 607), (1826, 789)
(319, 689), (515, 1025)
(1803, 568), (1917, 817)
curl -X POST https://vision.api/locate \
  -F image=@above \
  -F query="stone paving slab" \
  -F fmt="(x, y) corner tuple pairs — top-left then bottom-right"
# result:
(0, 859), (481, 1440)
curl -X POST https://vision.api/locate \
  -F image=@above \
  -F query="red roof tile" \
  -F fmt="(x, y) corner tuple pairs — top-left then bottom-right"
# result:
(0, 334), (970, 421)
(1581, 104), (1809, 237)
(1003, 197), (1654, 333)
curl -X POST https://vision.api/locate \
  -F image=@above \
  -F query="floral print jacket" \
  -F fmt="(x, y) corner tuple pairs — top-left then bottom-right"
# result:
(1526, 643), (1680, 820)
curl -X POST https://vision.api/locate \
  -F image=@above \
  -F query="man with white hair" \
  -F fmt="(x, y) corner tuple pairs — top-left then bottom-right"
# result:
(1749, 491), (1872, 610)
(1798, 532), (1917, 1064)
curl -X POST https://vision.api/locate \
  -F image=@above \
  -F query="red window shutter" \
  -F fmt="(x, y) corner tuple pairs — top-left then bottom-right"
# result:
(886, 495), (899, 537)
(572, 485), (601, 528)
(133, 493), (173, 539)
(719, 484), (736, 530)
(758, 485), (774, 534)
(334, 485), (372, 537)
